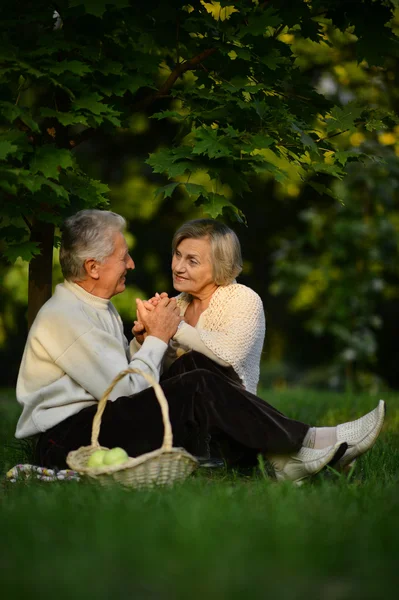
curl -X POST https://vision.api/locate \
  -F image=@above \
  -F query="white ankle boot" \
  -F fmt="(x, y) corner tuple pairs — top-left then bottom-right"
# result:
(268, 442), (347, 486)
(335, 400), (385, 469)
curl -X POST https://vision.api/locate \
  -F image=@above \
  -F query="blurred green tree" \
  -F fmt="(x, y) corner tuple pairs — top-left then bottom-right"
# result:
(266, 8), (399, 388)
(2, 0), (399, 328)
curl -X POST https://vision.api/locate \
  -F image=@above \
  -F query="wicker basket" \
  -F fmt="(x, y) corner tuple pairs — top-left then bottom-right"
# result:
(67, 367), (198, 488)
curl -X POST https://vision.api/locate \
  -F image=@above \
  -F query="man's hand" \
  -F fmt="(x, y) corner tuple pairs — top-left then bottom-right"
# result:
(136, 297), (181, 344)
(132, 293), (170, 344)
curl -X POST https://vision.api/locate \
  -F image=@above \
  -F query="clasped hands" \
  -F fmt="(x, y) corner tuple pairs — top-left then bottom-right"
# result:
(133, 292), (182, 345)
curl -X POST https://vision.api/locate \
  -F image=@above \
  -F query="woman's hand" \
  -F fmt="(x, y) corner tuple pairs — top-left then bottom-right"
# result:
(148, 292), (169, 306)
(132, 320), (146, 345)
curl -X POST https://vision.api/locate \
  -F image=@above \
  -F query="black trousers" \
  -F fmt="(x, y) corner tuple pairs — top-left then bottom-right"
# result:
(35, 351), (309, 469)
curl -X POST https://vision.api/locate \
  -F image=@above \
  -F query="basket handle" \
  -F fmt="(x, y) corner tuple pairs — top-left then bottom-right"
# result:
(91, 368), (173, 452)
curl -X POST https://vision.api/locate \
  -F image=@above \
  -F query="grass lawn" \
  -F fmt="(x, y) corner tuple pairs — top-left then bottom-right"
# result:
(1, 386), (399, 600)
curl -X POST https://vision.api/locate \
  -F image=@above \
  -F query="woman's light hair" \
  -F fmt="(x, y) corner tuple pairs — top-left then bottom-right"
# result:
(172, 219), (243, 285)
(60, 209), (126, 281)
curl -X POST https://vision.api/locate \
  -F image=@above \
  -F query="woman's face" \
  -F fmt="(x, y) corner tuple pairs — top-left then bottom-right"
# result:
(172, 237), (216, 297)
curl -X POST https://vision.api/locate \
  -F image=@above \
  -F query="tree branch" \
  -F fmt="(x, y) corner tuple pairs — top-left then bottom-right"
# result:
(176, 15), (180, 66)
(22, 214), (32, 231)
(316, 129), (349, 143)
(68, 47), (217, 149)
(273, 23), (285, 39)
(131, 47), (217, 112)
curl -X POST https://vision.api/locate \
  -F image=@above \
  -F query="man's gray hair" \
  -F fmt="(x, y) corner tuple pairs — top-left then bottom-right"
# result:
(172, 219), (243, 286)
(60, 209), (126, 281)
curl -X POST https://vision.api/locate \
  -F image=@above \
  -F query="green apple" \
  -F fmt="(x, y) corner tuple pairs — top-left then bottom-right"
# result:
(87, 449), (107, 468)
(103, 447), (129, 466)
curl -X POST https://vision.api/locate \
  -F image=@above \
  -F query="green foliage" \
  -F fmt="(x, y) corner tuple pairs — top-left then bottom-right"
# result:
(30, 146), (74, 180)
(271, 142), (399, 383)
(1, 0), (399, 263)
(1, 0), (399, 383)
(325, 103), (364, 133)
(0, 140), (18, 160)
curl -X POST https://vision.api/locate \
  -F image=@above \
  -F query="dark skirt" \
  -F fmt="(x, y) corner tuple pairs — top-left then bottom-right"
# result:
(35, 351), (309, 469)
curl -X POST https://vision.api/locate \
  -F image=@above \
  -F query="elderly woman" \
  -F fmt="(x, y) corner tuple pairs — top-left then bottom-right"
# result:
(134, 219), (385, 473)
(15, 210), (384, 484)
(149, 219), (264, 394)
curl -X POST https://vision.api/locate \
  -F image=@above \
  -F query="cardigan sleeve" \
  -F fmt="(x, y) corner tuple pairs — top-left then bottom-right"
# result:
(172, 323), (229, 366)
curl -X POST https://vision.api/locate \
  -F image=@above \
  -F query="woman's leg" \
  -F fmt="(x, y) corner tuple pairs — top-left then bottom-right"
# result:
(166, 353), (385, 470)
(161, 349), (243, 387)
(303, 400), (386, 469)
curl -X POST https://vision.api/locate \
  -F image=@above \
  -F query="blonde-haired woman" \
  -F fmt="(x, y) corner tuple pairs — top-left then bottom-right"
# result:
(133, 219), (385, 481)
(166, 218), (264, 393)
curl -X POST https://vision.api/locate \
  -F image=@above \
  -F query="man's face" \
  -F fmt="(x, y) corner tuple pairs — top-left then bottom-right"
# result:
(97, 231), (135, 298)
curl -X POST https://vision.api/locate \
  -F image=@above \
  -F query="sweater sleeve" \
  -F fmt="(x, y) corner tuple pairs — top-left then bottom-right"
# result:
(53, 327), (167, 401)
(129, 336), (142, 358)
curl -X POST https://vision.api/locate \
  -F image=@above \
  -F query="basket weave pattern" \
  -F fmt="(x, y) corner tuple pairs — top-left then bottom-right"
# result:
(67, 367), (198, 488)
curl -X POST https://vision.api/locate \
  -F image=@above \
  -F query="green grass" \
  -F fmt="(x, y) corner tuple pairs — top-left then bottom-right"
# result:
(1, 387), (399, 600)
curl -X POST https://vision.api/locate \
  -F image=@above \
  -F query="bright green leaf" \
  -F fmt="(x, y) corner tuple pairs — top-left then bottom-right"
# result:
(0, 140), (18, 160)
(242, 133), (275, 153)
(261, 50), (286, 70)
(60, 173), (109, 205)
(169, 162), (196, 178)
(184, 183), (208, 196)
(334, 150), (362, 166)
(49, 61), (91, 76)
(326, 104), (364, 133)
(241, 7), (282, 37)
(3, 241), (41, 263)
(192, 128), (232, 159)
(146, 147), (194, 176)
(30, 146), (74, 180)
(155, 182), (180, 199)
(40, 108), (89, 126)
(0, 101), (21, 123)
(73, 93), (108, 115)
(199, 193), (231, 218)
(201, 2), (239, 22)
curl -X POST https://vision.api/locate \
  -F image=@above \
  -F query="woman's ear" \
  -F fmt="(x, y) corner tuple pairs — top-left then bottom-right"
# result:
(83, 258), (100, 280)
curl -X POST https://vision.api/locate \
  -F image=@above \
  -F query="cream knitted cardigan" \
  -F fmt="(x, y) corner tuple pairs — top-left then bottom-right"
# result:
(175, 283), (265, 394)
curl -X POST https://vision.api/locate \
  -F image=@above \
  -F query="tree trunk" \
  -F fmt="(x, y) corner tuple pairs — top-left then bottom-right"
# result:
(28, 220), (55, 330)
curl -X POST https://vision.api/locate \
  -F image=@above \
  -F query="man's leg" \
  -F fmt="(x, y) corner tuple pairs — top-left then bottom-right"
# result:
(35, 404), (98, 468)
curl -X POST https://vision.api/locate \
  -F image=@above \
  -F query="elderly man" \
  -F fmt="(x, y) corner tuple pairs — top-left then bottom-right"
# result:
(15, 210), (384, 484)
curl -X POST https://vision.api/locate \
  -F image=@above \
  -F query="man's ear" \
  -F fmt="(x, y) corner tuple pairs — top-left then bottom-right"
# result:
(83, 258), (100, 280)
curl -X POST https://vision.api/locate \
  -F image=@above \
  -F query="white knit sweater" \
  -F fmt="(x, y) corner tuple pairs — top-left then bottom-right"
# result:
(15, 280), (168, 438)
(172, 283), (266, 394)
